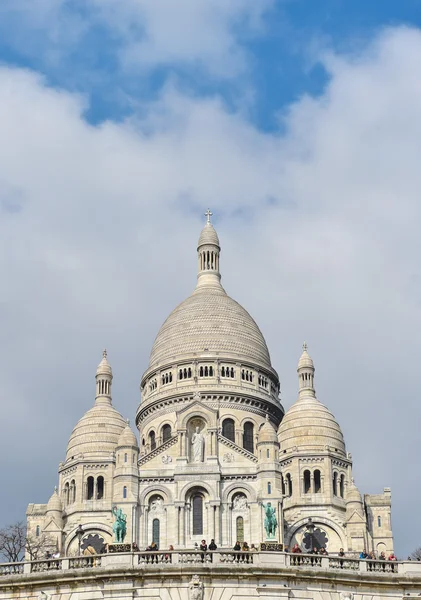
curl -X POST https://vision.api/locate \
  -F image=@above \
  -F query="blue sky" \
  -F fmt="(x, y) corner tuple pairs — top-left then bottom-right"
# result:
(2, 0), (421, 129)
(1, 0), (421, 558)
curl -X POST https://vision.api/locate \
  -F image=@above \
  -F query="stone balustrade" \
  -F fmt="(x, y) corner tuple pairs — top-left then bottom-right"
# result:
(0, 552), (419, 577)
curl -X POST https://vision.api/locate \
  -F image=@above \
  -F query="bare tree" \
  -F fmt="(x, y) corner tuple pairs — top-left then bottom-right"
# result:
(0, 522), (26, 562)
(410, 547), (421, 560)
(0, 522), (55, 562)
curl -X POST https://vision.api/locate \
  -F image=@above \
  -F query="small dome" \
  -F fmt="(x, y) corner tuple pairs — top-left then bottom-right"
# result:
(258, 416), (278, 444)
(66, 402), (126, 461)
(198, 222), (220, 248)
(298, 343), (314, 370)
(47, 488), (62, 513)
(346, 479), (363, 504)
(96, 349), (112, 376)
(117, 423), (139, 448)
(278, 394), (346, 455)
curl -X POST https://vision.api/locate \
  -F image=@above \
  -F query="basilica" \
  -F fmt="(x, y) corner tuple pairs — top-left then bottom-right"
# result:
(26, 213), (394, 558)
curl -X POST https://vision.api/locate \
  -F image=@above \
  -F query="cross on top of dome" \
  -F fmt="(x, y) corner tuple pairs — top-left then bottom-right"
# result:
(205, 208), (213, 224)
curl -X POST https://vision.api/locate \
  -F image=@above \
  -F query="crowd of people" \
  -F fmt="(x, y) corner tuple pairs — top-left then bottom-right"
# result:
(42, 542), (402, 563)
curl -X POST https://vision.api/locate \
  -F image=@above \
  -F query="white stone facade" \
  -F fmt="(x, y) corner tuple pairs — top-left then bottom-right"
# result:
(26, 215), (393, 559)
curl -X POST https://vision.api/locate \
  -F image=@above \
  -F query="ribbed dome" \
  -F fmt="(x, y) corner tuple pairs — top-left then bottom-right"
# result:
(258, 417), (278, 443)
(149, 285), (271, 369)
(198, 222), (220, 247)
(117, 423), (139, 448)
(278, 393), (346, 455)
(346, 479), (363, 504)
(66, 402), (127, 461)
(47, 488), (62, 513)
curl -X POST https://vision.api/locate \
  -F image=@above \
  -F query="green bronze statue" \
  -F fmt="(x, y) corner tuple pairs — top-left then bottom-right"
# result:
(261, 502), (277, 539)
(112, 506), (127, 543)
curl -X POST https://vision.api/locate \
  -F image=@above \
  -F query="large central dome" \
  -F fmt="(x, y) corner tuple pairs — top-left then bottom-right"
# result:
(149, 285), (271, 369)
(148, 215), (272, 370)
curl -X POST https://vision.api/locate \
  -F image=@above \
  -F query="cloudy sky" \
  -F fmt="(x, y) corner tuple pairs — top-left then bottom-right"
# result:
(0, 0), (421, 557)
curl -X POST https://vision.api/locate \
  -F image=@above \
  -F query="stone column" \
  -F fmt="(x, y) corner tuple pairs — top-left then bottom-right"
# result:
(311, 472), (315, 494)
(215, 505), (221, 546)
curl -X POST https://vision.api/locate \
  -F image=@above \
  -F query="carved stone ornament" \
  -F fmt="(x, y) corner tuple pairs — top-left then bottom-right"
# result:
(189, 574), (203, 600)
(193, 391), (201, 401)
(232, 493), (248, 511)
(149, 496), (164, 514)
(340, 593), (354, 600)
(223, 452), (235, 463)
(162, 454), (172, 464)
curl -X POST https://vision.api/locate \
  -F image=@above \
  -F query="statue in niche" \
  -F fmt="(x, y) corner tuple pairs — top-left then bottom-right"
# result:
(191, 426), (205, 462)
(233, 494), (248, 511)
(150, 496), (164, 514)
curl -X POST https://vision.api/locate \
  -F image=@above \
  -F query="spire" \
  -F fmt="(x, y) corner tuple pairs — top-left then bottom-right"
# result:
(196, 209), (223, 291)
(297, 342), (316, 398)
(95, 349), (113, 406)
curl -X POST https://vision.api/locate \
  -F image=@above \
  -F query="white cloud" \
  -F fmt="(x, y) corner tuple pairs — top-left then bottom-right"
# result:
(1, 26), (421, 555)
(0, 0), (273, 78)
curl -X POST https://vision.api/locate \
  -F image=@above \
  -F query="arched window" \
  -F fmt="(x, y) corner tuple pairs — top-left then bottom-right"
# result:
(221, 366), (225, 377)
(179, 369), (183, 379)
(162, 424), (172, 442)
(36, 525), (40, 537)
(149, 431), (156, 451)
(281, 474), (286, 496)
(123, 486), (127, 499)
(333, 472), (338, 496)
(314, 470), (321, 493)
(222, 418), (235, 442)
(97, 476), (104, 500)
(340, 474), (345, 498)
(124, 453), (128, 463)
(64, 482), (70, 505)
(236, 516), (244, 543)
(71, 479), (76, 503)
(286, 473), (292, 496)
(378, 516), (382, 527)
(243, 422), (254, 453)
(188, 368), (192, 377)
(304, 470), (311, 494)
(87, 476), (94, 500)
(266, 449), (270, 458)
(192, 494), (203, 535)
(200, 366), (204, 377)
(152, 518), (160, 547)
(267, 482), (272, 494)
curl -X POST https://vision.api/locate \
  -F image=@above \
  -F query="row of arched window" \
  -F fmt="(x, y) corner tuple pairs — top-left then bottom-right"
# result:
(221, 418), (254, 453)
(221, 366), (235, 378)
(200, 250), (218, 271)
(86, 475), (105, 500)
(179, 367), (192, 379)
(63, 480), (76, 505)
(146, 365), (274, 394)
(161, 372), (173, 385)
(241, 369), (253, 382)
(97, 379), (110, 396)
(258, 375), (268, 388)
(303, 469), (322, 494)
(199, 365), (214, 377)
(333, 472), (345, 498)
(142, 424), (172, 453)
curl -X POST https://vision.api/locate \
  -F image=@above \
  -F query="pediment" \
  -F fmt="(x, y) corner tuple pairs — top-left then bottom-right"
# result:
(177, 399), (218, 428)
(346, 509), (366, 525)
(43, 517), (62, 532)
